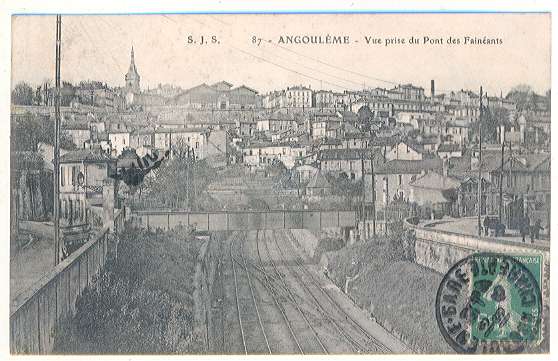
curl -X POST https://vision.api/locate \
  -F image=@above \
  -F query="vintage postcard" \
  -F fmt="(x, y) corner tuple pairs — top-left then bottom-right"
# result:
(8, 11), (551, 356)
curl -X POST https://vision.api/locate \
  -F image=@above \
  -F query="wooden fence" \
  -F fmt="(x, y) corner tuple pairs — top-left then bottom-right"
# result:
(10, 209), (124, 354)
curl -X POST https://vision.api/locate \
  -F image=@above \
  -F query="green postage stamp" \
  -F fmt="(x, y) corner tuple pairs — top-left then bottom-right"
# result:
(436, 253), (543, 353)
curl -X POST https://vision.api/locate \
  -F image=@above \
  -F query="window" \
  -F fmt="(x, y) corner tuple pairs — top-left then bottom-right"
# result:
(399, 174), (403, 186)
(61, 166), (65, 187)
(69, 200), (73, 224)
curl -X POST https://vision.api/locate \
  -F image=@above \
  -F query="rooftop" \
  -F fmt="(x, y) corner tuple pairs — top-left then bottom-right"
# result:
(409, 171), (461, 190)
(306, 171), (332, 189)
(375, 158), (442, 175)
(437, 143), (462, 153)
(320, 148), (374, 161)
(59, 149), (112, 163)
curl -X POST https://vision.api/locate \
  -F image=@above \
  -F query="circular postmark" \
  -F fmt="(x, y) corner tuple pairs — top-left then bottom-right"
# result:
(435, 253), (542, 354)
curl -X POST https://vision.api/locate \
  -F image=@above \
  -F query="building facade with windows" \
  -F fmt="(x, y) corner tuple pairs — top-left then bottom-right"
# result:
(59, 150), (114, 226)
(285, 86), (313, 108)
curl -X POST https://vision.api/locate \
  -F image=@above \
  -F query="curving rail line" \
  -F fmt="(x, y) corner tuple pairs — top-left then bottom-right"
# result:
(270, 230), (369, 352)
(259, 230), (329, 354)
(230, 232), (271, 354)
(281, 230), (393, 353)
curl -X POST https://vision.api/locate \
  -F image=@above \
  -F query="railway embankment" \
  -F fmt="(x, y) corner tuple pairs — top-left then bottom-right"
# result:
(53, 225), (205, 353)
(290, 226), (452, 353)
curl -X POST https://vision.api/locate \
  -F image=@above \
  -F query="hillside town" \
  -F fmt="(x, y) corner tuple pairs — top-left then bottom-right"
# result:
(12, 46), (551, 245)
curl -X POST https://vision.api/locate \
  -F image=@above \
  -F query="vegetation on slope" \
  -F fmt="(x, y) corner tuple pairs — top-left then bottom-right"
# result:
(54, 225), (204, 354)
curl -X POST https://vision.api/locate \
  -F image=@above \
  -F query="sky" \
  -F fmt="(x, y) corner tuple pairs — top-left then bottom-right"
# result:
(11, 13), (551, 96)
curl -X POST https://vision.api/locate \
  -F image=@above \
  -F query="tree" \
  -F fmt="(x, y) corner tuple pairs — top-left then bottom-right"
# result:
(11, 82), (35, 105)
(327, 173), (362, 208)
(483, 106), (509, 143)
(506, 85), (536, 111)
(357, 105), (373, 123)
(60, 81), (76, 106)
(11, 112), (76, 151)
(172, 136), (193, 159)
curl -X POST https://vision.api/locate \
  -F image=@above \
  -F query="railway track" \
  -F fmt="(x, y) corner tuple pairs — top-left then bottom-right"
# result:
(222, 230), (394, 354)
(215, 235), (226, 352)
(229, 232), (271, 354)
(251, 231), (304, 353)
(278, 230), (393, 353)
(258, 230), (329, 354)
(267, 230), (369, 353)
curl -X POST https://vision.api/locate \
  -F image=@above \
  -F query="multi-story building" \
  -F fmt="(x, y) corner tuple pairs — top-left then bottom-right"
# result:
(108, 130), (131, 156)
(256, 114), (298, 133)
(129, 128), (155, 157)
(314, 90), (345, 109)
(242, 141), (307, 169)
(236, 119), (257, 137)
(262, 91), (286, 109)
(443, 120), (470, 145)
(59, 149), (114, 225)
(168, 82), (260, 110)
(487, 152), (550, 207)
(366, 157), (442, 207)
(285, 86), (313, 108)
(310, 112), (343, 140)
(62, 122), (91, 149)
(389, 84), (425, 102)
(319, 148), (377, 180)
(153, 128), (206, 158)
(386, 141), (424, 161)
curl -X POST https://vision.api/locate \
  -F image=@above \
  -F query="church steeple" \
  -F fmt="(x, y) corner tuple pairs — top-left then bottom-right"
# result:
(125, 46), (140, 93)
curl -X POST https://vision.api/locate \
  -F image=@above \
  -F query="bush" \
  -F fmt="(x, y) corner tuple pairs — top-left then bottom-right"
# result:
(53, 225), (204, 354)
(313, 237), (345, 263)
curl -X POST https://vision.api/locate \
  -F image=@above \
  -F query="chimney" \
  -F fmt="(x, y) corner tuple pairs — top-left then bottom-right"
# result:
(430, 79), (435, 104)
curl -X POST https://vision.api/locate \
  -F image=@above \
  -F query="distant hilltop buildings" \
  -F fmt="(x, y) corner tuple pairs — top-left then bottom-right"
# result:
(121, 47), (261, 110)
(10, 42), (552, 238)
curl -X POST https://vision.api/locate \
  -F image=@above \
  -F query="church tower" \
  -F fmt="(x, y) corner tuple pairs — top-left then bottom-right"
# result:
(125, 46), (140, 93)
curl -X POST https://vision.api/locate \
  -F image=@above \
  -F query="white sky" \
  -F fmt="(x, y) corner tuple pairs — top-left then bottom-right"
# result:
(11, 13), (551, 95)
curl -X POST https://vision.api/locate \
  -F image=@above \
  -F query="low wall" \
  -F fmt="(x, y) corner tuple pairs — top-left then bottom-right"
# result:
(10, 209), (124, 354)
(405, 219), (550, 302)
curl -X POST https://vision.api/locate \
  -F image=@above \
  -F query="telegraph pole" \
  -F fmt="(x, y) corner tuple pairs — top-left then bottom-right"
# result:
(185, 146), (190, 210)
(477, 86), (483, 236)
(360, 150), (365, 222)
(53, 15), (62, 266)
(504, 134), (506, 223)
(370, 150), (376, 238)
